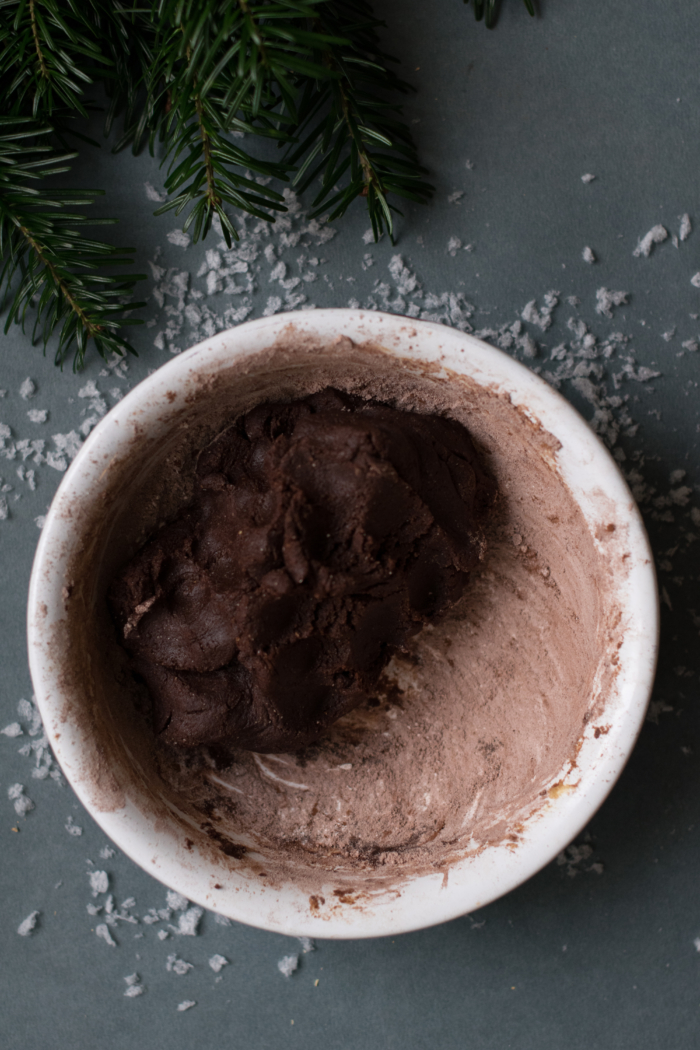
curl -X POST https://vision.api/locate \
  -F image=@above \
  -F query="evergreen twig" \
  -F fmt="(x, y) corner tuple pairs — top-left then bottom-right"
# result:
(0, 115), (144, 369)
(464, 0), (534, 30)
(0, 0), (539, 367)
(286, 1), (432, 242)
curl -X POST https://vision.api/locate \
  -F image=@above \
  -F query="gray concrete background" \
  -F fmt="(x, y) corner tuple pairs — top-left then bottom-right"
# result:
(2, 2), (700, 1047)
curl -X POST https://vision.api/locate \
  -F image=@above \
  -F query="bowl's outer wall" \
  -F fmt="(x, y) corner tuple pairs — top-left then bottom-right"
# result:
(27, 310), (659, 938)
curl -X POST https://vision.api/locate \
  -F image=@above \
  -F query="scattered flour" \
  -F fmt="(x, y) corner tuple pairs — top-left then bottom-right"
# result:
(167, 230), (191, 249)
(8, 783), (34, 816)
(278, 954), (299, 977)
(89, 870), (109, 896)
(209, 954), (228, 973)
(124, 973), (145, 997)
(65, 815), (83, 836)
(173, 907), (203, 936)
(144, 182), (167, 203)
(595, 288), (629, 317)
(167, 954), (194, 975)
(166, 891), (189, 911)
(96, 924), (117, 946)
(633, 224), (668, 258)
(17, 911), (40, 936)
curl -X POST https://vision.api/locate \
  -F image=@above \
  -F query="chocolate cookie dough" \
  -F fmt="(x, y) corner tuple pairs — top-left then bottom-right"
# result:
(109, 388), (496, 752)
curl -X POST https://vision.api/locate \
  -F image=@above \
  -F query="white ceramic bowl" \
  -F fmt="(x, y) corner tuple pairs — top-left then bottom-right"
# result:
(27, 309), (658, 938)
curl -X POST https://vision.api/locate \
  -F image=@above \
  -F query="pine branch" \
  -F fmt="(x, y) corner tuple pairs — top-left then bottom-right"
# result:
(0, 0), (110, 118)
(104, 2), (352, 245)
(464, 0), (535, 30)
(0, 115), (144, 370)
(286, 1), (433, 242)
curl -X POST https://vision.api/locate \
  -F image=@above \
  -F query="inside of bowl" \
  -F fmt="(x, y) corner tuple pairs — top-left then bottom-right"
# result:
(55, 334), (624, 897)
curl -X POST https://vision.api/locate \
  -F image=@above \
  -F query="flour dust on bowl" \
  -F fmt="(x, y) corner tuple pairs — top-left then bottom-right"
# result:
(27, 310), (658, 938)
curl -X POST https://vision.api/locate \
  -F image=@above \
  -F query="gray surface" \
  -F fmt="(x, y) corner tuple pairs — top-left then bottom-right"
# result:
(2, 1), (700, 1046)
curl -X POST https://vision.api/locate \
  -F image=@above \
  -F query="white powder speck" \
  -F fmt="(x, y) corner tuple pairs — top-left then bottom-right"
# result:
(447, 237), (462, 257)
(270, 260), (287, 283)
(278, 954), (299, 977)
(661, 328), (676, 342)
(166, 890), (189, 911)
(298, 937), (315, 953)
(19, 378), (36, 400)
(519, 333), (538, 358)
(581, 173), (596, 183)
(633, 224), (668, 258)
(167, 230), (191, 248)
(690, 273), (700, 288)
(646, 699), (674, 724)
(214, 915), (232, 927)
(96, 924), (117, 946)
(144, 182), (167, 202)
(65, 816), (82, 836)
(175, 907), (203, 936)
(89, 870), (109, 896)
(177, 1000), (196, 1012)
(8, 783), (34, 816)
(99, 846), (116, 859)
(595, 288), (629, 318)
(447, 191), (464, 204)
(17, 910), (40, 936)
(124, 973), (144, 997)
(681, 339), (698, 352)
(158, 930), (170, 941)
(206, 269), (222, 295)
(679, 214), (692, 241)
(521, 295), (558, 332)
(388, 255), (419, 296)
(694, 937), (700, 953)
(77, 380), (99, 399)
(167, 954), (194, 975)
(1, 722), (22, 737)
(34, 515), (46, 529)
(208, 954), (228, 973)
(27, 409), (48, 424)
(262, 296), (283, 316)
(582, 247), (596, 264)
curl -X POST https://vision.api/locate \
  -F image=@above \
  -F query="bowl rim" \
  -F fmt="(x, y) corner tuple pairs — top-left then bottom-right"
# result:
(27, 308), (659, 939)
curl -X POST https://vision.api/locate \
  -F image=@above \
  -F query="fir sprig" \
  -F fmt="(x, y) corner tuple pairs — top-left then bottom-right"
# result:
(0, 0), (541, 368)
(0, 115), (144, 369)
(0, 0), (108, 118)
(287, 1), (432, 241)
(108, 2), (353, 246)
(465, 0), (534, 30)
